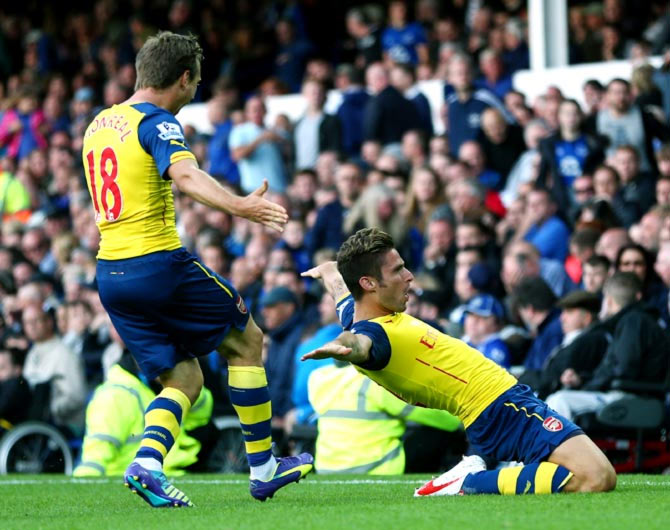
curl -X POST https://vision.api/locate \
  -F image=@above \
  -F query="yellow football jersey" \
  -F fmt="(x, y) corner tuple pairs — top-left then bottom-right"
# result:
(337, 295), (517, 428)
(82, 102), (196, 260)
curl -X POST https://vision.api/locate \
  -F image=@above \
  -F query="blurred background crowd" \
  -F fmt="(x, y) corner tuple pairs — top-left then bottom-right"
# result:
(1, 0), (670, 474)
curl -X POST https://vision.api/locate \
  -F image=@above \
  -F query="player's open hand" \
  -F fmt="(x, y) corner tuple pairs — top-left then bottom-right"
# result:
(301, 342), (353, 362)
(301, 261), (338, 281)
(240, 179), (289, 232)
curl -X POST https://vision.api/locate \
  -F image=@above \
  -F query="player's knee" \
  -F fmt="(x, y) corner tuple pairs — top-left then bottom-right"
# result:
(188, 368), (205, 402)
(239, 320), (264, 362)
(579, 462), (617, 492)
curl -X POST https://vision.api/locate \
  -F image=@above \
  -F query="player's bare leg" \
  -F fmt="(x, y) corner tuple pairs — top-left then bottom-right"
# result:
(125, 358), (203, 507)
(547, 434), (617, 492)
(218, 316), (313, 501)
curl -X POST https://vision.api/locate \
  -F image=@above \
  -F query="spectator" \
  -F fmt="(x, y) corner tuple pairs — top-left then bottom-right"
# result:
(537, 99), (606, 215)
(528, 290), (608, 400)
(403, 167), (443, 235)
(344, 183), (409, 250)
(345, 7), (383, 69)
(657, 176), (670, 207)
(595, 227), (632, 264)
(591, 164), (637, 227)
(419, 216), (456, 298)
(401, 130), (428, 170)
(652, 48), (670, 120)
(0, 346), (32, 425)
(458, 140), (501, 192)
(516, 188), (571, 262)
(0, 87), (48, 161)
(585, 78), (670, 173)
(21, 227), (57, 276)
(632, 204), (670, 253)
(21, 303), (86, 432)
(545, 272), (670, 420)
(569, 175), (596, 218)
(502, 19), (529, 74)
(260, 286), (306, 423)
(462, 294), (510, 369)
(381, 0), (429, 66)
(566, 227), (601, 285)
(389, 63), (433, 136)
(610, 144), (655, 223)
(475, 48), (513, 101)
(229, 96), (287, 194)
(615, 242), (668, 319)
(582, 79), (605, 117)
(334, 64), (370, 157)
(499, 119), (550, 208)
(478, 107), (525, 188)
(0, 167), (31, 222)
(274, 19), (314, 93)
(631, 63), (664, 110)
(363, 62), (421, 146)
(502, 240), (575, 299)
(206, 98), (240, 186)
(287, 168), (317, 221)
(275, 220), (311, 274)
(306, 162), (362, 255)
(513, 276), (563, 372)
(61, 299), (108, 387)
(582, 255), (610, 294)
(445, 53), (509, 157)
(294, 78), (341, 170)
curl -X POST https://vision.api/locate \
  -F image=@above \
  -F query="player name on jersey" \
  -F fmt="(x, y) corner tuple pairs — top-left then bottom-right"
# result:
(85, 114), (133, 143)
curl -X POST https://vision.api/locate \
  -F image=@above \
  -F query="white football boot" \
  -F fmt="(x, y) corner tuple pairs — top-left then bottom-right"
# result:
(414, 455), (487, 497)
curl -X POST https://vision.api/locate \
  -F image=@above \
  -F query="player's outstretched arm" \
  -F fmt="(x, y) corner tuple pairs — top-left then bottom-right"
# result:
(301, 261), (350, 301)
(301, 331), (372, 365)
(169, 159), (288, 232)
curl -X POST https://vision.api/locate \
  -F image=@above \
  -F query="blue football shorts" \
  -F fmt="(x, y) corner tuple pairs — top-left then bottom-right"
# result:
(97, 248), (249, 380)
(465, 384), (584, 463)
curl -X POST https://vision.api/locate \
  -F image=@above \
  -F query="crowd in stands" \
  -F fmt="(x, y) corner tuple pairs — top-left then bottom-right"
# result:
(1, 0), (670, 473)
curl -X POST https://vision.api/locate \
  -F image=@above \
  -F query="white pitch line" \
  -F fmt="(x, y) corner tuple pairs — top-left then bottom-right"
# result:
(0, 478), (425, 486)
(0, 478), (668, 487)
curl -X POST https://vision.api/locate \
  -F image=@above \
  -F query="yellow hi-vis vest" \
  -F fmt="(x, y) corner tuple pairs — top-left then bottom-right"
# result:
(308, 364), (461, 474)
(73, 364), (213, 476)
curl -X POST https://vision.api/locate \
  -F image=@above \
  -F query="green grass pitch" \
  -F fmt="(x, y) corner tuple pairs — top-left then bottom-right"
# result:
(1, 474), (669, 529)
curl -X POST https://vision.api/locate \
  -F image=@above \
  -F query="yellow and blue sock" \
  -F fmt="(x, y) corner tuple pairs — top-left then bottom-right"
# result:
(135, 387), (191, 470)
(462, 462), (573, 495)
(228, 366), (275, 475)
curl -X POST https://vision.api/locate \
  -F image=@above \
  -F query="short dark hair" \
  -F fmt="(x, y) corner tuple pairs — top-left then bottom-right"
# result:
(584, 79), (604, 92)
(615, 144), (640, 160)
(594, 164), (620, 183)
(513, 276), (557, 311)
(393, 62), (416, 82)
(607, 78), (630, 91)
(603, 271), (642, 307)
(585, 254), (610, 270)
(294, 168), (317, 180)
(135, 31), (203, 90)
(337, 228), (395, 300)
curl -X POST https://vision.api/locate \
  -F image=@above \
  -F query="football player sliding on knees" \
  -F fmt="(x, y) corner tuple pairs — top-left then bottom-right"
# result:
(302, 228), (616, 496)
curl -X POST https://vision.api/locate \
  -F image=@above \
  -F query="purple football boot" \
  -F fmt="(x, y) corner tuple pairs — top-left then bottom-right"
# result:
(249, 453), (314, 501)
(124, 462), (193, 508)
